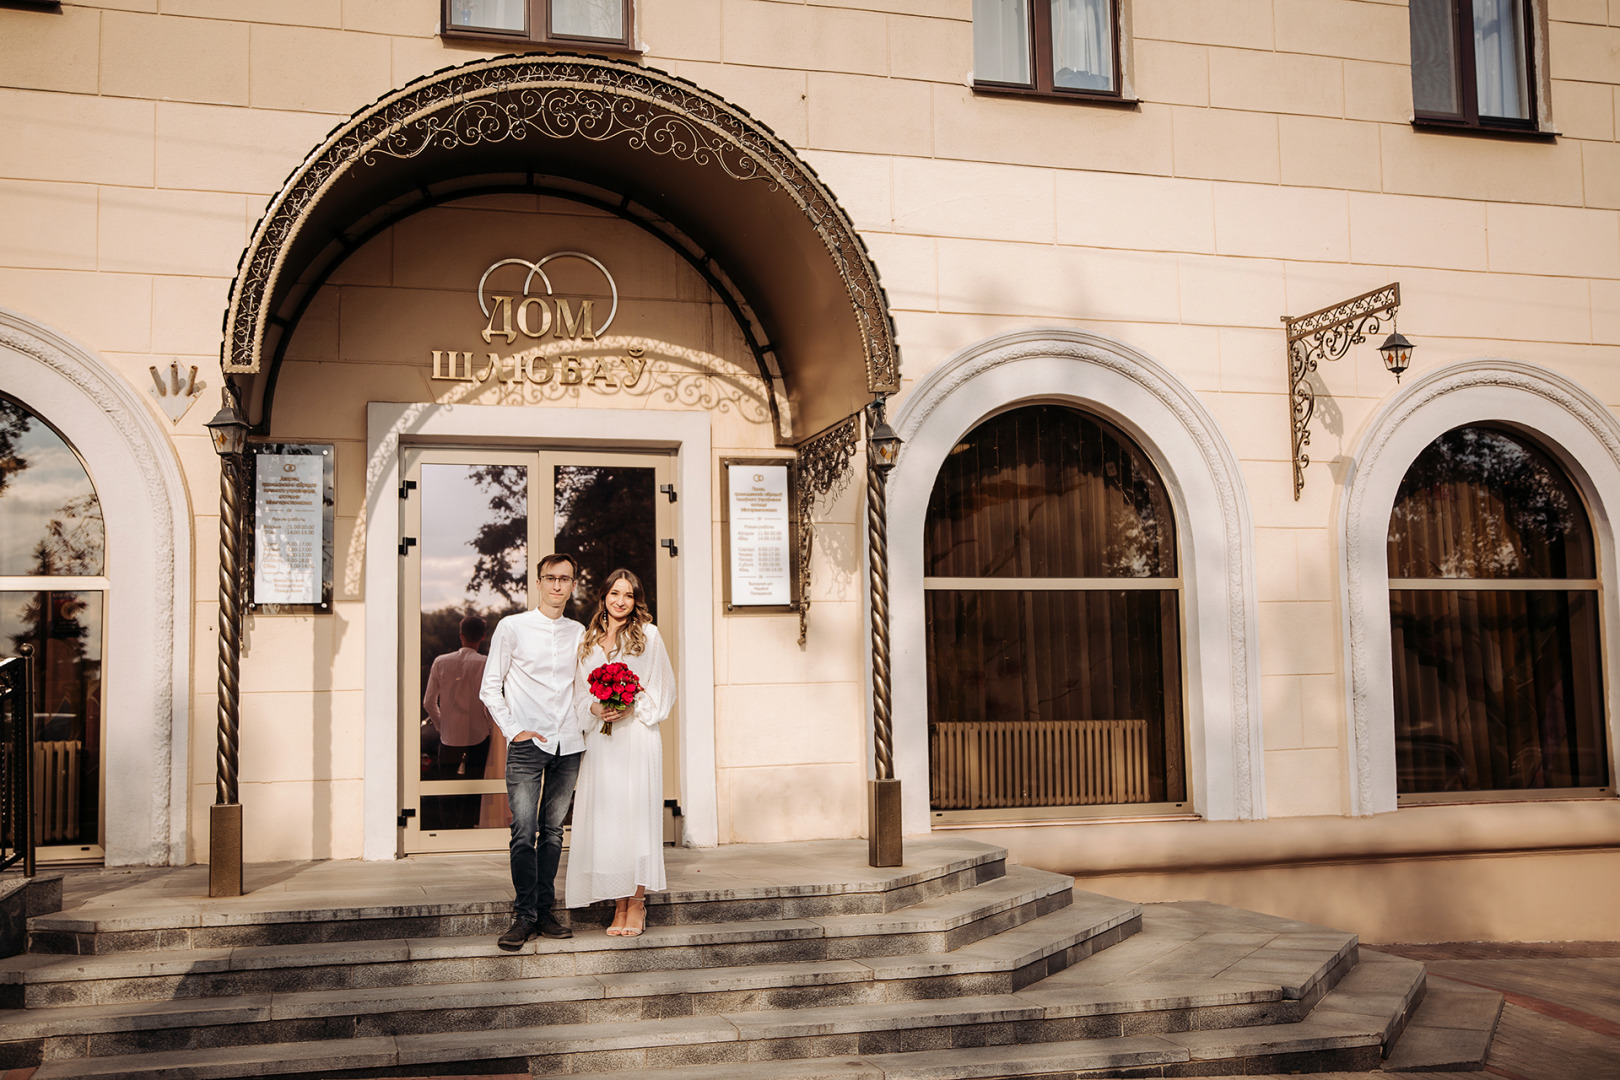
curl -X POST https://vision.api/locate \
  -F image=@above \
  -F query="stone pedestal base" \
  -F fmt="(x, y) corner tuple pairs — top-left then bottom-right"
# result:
(210, 802), (243, 898)
(868, 779), (903, 867)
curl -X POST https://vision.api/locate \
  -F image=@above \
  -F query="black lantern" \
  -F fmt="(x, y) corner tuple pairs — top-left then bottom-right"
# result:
(1378, 331), (1415, 383)
(868, 414), (902, 473)
(205, 396), (249, 457)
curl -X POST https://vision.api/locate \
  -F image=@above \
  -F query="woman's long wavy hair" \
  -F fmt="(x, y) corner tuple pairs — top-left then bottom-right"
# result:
(579, 568), (652, 661)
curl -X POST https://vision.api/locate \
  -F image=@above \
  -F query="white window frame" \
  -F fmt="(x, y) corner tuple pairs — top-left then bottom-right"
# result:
(1341, 360), (1620, 815)
(887, 330), (1265, 832)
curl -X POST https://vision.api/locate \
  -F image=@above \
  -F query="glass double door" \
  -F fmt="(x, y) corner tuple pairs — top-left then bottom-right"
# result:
(400, 448), (677, 853)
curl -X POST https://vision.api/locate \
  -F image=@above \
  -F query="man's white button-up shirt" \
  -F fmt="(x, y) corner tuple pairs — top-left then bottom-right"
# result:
(479, 609), (586, 754)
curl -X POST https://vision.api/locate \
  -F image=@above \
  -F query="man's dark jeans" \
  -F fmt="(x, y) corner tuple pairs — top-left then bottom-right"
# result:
(504, 739), (581, 924)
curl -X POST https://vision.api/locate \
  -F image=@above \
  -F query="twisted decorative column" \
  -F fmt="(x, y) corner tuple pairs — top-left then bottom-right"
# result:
(867, 447), (893, 783)
(209, 383), (246, 898)
(865, 399), (902, 867)
(216, 450), (242, 808)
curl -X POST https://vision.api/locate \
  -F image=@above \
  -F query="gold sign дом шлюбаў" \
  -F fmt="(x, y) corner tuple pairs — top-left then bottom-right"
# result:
(428, 252), (647, 391)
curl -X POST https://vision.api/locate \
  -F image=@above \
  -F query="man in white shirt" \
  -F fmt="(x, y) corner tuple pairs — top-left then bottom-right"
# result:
(479, 553), (586, 948)
(422, 614), (493, 830)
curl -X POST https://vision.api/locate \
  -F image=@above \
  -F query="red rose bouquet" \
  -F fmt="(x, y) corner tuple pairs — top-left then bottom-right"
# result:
(587, 661), (642, 735)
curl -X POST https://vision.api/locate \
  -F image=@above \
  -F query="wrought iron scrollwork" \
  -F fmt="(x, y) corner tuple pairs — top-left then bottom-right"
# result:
(224, 55), (899, 396)
(793, 413), (861, 645)
(1285, 283), (1400, 500)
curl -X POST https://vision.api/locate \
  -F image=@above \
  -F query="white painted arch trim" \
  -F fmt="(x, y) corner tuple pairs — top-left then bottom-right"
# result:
(0, 308), (192, 866)
(363, 402), (716, 859)
(1341, 359), (1620, 816)
(888, 329), (1266, 831)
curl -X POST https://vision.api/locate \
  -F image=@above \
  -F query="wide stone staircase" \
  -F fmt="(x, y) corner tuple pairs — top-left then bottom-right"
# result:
(0, 839), (1501, 1078)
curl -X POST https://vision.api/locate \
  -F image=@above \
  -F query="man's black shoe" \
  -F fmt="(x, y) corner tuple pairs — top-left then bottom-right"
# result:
(537, 913), (572, 939)
(497, 918), (536, 951)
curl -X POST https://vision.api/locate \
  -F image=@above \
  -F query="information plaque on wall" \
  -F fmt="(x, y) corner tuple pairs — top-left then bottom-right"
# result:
(722, 460), (797, 611)
(249, 443), (335, 613)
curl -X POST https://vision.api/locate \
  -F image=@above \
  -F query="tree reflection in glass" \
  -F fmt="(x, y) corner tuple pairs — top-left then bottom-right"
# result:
(1388, 425), (1608, 794)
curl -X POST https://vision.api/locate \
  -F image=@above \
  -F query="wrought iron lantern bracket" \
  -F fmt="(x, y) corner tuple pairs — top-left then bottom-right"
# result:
(793, 413), (861, 645)
(1284, 282), (1401, 500)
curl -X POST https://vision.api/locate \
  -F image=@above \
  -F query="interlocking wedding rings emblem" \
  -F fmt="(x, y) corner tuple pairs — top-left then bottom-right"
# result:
(476, 252), (620, 336)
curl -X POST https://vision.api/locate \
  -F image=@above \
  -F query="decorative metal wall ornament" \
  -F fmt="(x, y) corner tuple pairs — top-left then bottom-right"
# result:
(793, 412), (861, 644)
(223, 55), (899, 397)
(1284, 283), (1401, 500)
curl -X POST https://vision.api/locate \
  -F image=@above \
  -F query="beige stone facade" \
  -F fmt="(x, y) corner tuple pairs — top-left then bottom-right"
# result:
(2, 0), (1617, 942)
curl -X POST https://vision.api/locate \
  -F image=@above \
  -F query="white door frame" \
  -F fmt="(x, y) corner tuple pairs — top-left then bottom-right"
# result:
(363, 402), (715, 858)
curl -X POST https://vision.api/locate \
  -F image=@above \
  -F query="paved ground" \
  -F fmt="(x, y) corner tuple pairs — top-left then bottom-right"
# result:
(1208, 941), (1620, 1080)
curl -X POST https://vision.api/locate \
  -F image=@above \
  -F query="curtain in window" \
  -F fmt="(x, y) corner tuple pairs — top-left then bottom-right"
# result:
(449, 0), (525, 32)
(1473, 0), (1530, 120)
(924, 406), (1184, 811)
(1050, 0), (1114, 92)
(973, 0), (1032, 86)
(1387, 427), (1608, 795)
(1409, 0), (1461, 116)
(552, 0), (623, 39)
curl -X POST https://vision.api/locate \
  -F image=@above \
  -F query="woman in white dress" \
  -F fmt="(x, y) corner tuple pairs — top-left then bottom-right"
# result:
(563, 568), (674, 937)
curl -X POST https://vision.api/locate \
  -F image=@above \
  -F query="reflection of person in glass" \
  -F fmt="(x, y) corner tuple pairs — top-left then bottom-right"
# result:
(480, 554), (586, 950)
(565, 569), (675, 937)
(421, 615), (493, 830)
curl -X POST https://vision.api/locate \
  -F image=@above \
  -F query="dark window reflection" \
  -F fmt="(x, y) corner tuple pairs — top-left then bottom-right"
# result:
(1, 591), (102, 846)
(926, 405), (1173, 579)
(1392, 590), (1606, 792)
(555, 465), (658, 623)
(1388, 426), (1609, 796)
(924, 404), (1184, 812)
(0, 395), (104, 578)
(417, 465), (526, 829)
(1389, 426), (1594, 579)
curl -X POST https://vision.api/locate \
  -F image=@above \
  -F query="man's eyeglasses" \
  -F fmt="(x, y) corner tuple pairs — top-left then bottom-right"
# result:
(539, 574), (575, 586)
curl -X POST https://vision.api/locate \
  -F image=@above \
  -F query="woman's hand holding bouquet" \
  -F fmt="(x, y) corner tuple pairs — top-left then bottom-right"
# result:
(587, 662), (642, 735)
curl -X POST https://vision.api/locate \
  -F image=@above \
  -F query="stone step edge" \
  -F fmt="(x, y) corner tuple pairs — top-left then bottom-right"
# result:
(25, 990), (1403, 1080)
(9, 930), (1369, 1068)
(29, 847), (1010, 936)
(24, 862), (1042, 951)
(0, 901), (1141, 1044)
(4, 873), (1097, 988)
(10, 934), (1316, 1049)
(1380, 973), (1503, 1073)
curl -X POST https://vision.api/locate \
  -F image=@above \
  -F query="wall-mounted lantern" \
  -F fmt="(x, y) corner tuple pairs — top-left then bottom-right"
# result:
(1283, 283), (1414, 500)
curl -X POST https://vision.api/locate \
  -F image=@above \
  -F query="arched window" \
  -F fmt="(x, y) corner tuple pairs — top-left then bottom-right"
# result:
(924, 403), (1186, 818)
(0, 393), (105, 853)
(1388, 425), (1609, 797)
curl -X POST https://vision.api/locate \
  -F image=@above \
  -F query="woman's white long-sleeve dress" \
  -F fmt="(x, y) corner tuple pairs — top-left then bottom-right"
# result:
(564, 623), (674, 907)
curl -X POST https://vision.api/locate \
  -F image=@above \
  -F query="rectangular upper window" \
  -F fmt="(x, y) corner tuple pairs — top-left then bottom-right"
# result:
(1410, 0), (1539, 132)
(442, 0), (634, 50)
(973, 0), (1126, 102)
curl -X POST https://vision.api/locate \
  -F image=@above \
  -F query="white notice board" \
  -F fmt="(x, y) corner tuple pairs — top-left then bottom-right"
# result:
(724, 462), (794, 609)
(250, 444), (334, 611)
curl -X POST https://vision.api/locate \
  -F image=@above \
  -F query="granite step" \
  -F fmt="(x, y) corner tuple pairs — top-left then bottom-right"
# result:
(1380, 973), (1503, 1072)
(7, 900), (1394, 1074)
(26, 841), (1007, 955)
(2, 868), (1093, 1009)
(0, 899), (1132, 1062)
(0, 896), (1139, 1067)
(23, 950), (1432, 1078)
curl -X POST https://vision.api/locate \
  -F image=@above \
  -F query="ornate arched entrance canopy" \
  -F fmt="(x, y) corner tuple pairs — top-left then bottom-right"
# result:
(222, 54), (899, 440)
